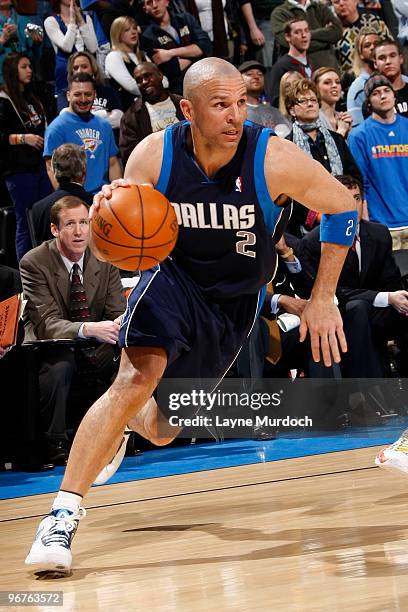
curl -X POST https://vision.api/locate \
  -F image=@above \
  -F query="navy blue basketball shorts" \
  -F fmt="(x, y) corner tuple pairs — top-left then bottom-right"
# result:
(118, 258), (261, 417)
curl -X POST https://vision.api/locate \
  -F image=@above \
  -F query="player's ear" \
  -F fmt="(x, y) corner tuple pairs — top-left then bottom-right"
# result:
(180, 98), (193, 122)
(51, 223), (59, 238)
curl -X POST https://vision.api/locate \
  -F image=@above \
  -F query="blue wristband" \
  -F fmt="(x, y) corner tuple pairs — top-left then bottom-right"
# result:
(320, 210), (358, 246)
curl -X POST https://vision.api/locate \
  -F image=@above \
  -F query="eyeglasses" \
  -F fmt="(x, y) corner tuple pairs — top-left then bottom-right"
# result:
(295, 97), (319, 106)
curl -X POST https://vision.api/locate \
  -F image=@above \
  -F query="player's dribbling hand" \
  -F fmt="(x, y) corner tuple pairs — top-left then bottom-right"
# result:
(299, 298), (347, 367)
(90, 179), (130, 219)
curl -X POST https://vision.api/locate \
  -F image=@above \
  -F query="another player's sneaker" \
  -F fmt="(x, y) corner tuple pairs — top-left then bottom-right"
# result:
(93, 429), (132, 485)
(25, 507), (86, 575)
(375, 429), (408, 475)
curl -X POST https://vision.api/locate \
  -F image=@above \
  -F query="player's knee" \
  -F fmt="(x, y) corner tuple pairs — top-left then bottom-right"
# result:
(112, 363), (158, 407)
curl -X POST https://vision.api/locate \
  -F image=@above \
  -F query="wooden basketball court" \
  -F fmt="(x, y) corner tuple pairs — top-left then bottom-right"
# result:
(1, 445), (408, 611)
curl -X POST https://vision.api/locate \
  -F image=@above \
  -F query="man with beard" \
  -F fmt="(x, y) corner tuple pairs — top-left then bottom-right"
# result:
(239, 60), (291, 136)
(44, 73), (122, 194)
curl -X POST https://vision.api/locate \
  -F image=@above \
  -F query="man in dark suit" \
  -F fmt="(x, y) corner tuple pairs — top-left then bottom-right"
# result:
(302, 174), (408, 377)
(20, 196), (126, 463)
(30, 144), (93, 246)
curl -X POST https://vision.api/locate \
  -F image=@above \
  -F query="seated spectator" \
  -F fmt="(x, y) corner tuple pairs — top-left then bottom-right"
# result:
(261, 234), (314, 378)
(119, 61), (183, 164)
(31, 143), (93, 244)
(140, 0), (212, 95)
(373, 38), (408, 117)
(0, 0), (42, 80)
(19, 196), (126, 463)
(348, 73), (408, 249)
(271, 0), (342, 71)
(313, 66), (352, 136)
(105, 16), (146, 111)
(285, 78), (362, 236)
(268, 18), (313, 108)
(57, 51), (123, 134)
(0, 52), (52, 261)
(347, 27), (381, 127)
(238, 60), (292, 136)
(302, 174), (408, 377)
(44, 73), (122, 194)
(331, 0), (391, 74)
(44, 0), (98, 95)
(278, 70), (302, 119)
(234, 231), (313, 380)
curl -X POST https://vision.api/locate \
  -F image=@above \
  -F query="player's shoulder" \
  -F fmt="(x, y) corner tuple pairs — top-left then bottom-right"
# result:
(124, 131), (165, 185)
(265, 136), (304, 169)
(142, 130), (166, 149)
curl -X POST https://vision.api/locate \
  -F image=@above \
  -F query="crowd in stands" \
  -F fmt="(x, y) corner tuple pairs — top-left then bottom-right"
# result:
(0, 0), (408, 468)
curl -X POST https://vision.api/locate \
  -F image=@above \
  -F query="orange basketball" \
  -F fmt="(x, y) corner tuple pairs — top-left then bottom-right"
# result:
(90, 184), (179, 271)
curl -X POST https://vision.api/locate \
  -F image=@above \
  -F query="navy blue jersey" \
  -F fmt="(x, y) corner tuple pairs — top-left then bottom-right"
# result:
(156, 121), (289, 299)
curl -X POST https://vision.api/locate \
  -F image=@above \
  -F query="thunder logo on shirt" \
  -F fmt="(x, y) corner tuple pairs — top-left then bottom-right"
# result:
(371, 143), (408, 158)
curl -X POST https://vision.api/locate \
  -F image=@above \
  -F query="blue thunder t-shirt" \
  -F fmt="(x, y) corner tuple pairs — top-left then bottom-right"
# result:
(156, 121), (288, 299)
(348, 114), (408, 229)
(44, 111), (119, 194)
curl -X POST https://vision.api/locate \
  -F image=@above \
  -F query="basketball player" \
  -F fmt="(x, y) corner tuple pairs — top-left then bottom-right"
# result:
(26, 58), (358, 575)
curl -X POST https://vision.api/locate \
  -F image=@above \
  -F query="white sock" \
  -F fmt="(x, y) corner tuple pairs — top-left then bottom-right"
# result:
(52, 490), (83, 513)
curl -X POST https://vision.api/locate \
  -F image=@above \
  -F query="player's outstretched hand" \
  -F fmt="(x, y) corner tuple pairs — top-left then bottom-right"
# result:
(299, 299), (347, 367)
(90, 179), (130, 219)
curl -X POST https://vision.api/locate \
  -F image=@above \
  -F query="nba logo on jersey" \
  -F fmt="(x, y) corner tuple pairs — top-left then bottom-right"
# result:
(235, 176), (243, 192)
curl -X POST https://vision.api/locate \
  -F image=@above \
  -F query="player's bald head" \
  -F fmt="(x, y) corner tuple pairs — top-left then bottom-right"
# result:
(183, 58), (243, 100)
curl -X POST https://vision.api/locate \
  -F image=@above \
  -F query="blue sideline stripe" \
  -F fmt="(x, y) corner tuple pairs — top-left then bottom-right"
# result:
(0, 424), (402, 501)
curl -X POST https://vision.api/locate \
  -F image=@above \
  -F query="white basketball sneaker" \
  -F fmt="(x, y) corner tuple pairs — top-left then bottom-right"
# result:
(93, 429), (132, 486)
(375, 428), (408, 476)
(25, 507), (86, 575)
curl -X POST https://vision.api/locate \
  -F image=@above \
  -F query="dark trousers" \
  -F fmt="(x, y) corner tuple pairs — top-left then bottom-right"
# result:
(5, 164), (52, 261)
(39, 343), (119, 440)
(340, 299), (408, 377)
(0, 345), (44, 465)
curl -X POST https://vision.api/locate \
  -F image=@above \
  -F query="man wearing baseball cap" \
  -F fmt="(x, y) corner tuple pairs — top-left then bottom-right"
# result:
(349, 72), (408, 249)
(238, 60), (292, 136)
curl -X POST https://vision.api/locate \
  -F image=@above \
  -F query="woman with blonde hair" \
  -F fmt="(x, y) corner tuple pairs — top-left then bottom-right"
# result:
(105, 16), (147, 111)
(347, 28), (381, 127)
(278, 71), (302, 120)
(313, 66), (352, 137)
(57, 50), (123, 131)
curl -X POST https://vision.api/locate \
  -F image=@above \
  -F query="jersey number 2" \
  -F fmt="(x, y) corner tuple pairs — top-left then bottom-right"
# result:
(236, 231), (256, 258)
